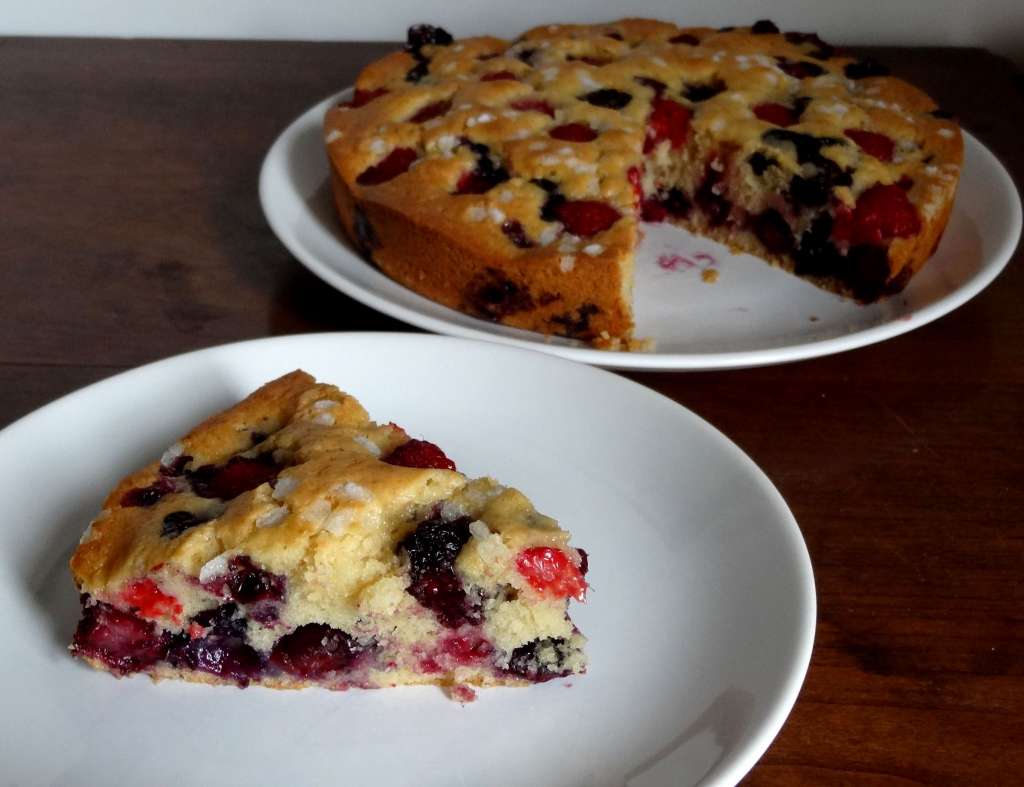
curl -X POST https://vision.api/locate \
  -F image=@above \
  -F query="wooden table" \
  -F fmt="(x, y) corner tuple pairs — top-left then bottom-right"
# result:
(3, 37), (1022, 784)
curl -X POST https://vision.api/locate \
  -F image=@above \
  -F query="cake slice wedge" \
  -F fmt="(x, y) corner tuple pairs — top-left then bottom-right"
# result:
(69, 371), (588, 693)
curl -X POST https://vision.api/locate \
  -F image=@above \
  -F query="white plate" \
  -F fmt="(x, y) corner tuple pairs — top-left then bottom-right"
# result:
(260, 90), (1021, 371)
(0, 334), (813, 787)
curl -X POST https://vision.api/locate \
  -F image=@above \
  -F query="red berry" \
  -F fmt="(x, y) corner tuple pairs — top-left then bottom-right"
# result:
(515, 547), (588, 601)
(846, 183), (922, 246)
(356, 147), (418, 186)
(384, 439), (457, 470)
(71, 602), (168, 674)
(641, 197), (668, 222)
(481, 70), (517, 81)
(844, 129), (895, 162)
(344, 87), (388, 108)
(410, 99), (452, 123)
(627, 166), (644, 207)
(122, 578), (182, 621)
(549, 123), (598, 142)
(510, 98), (555, 117)
(188, 454), (281, 500)
(270, 623), (360, 679)
(754, 102), (800, 127)
(644, 96), (691, 152)
(554, 200), (621, 237)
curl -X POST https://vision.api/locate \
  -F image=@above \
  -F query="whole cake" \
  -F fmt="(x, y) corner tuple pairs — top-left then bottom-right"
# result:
(70, 371), (588, 694)
(323, 19), (963, 348)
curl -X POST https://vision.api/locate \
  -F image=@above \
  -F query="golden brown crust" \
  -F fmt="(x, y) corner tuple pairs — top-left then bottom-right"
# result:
(72, 371), (319, 590)
(323, 18), (962, 345)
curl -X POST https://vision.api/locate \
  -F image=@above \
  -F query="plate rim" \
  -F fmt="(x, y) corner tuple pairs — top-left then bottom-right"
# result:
(0, 332), (816, 786)
(259, 88), (1022, 372)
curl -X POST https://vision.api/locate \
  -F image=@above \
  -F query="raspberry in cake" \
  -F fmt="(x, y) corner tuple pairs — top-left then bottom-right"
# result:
(69, 371), (588, 692)
(323, 19), (963, 348)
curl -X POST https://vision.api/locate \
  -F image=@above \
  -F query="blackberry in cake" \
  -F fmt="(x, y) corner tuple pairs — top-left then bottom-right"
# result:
(323, 19), (963, 348)
(69, 371), (588, 693)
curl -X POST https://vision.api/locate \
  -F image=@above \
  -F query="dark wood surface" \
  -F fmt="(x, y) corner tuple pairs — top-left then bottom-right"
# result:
(3, 37), (1022, 784)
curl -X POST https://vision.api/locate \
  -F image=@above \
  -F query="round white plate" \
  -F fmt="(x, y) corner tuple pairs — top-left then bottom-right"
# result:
(0, 334), (813, 787)
(260, 90), (1021, 371)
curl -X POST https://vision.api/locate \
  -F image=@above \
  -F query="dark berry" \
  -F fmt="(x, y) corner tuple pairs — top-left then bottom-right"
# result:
(783, 31), (839, 60)
(751, 19), (780, 34)
(405, 24), (453, 56)
(399, 516), (480, 628)
(505, 637), (573, 682)
(579, 88), (632, 109)
(794, 213), (841, 276)
(223, 555), (286, 604)
(400, 516), (473, 577)
(168, 629), (262, 687)
(71, 601), (169, 674)
(193, 603), (247, 638)
(577, 548), (589, 576)
(840, 244), (892, 302)
(748, 152), (777, 176)
(121, 476), (176, 507)
(501, 220), (534, 248)
(549, 123), (598, 142)
(776, 58), (825, 79)
(844, 128), (895, 161)
(634, 76), (666, 93)
(481, 70), (518, 82)
(409, 99), (452, 123)
(161, 510), (209, 539)
(188, 453), (281, 500)
(383, 439), (457, 470)
(454, 139), (509, 194)
(644, 96), (691, 152)
(554, 200), (621, 237)
(669, 33), (700, 45)
(509, 98), (555, 117)
(550, 303), (600, 339)
(752, 209), (795, 254)
(641, 188), (691, 222)
(762, 129), (845, 164)
(695, 165), (732, 227)
(159, 453), (192, 476)
(353, 204), (380, 256)
(844, 58), (890, 79)
(531, 177), (559, 194)
(465, 267), (535, 319)
(270, 623), (362, 679)
(405, 60), (430, 84)
(682, 79), (726, 103)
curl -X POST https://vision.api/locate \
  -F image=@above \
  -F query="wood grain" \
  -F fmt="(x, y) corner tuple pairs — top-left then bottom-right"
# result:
(2, 36), (1022, 784)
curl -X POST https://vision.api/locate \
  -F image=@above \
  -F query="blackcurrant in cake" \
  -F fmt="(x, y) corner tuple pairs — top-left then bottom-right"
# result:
(69, 371), (588, 692)
(323, 19), (962, 348)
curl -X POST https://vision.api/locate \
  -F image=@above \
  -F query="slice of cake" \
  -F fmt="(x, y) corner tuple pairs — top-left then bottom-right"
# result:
(323, 19), (963, 348)
(69, 371), (588, 693)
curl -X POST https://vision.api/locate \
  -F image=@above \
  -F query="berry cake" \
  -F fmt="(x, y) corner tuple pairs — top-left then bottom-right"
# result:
(324, 19), (962, 348)
(69, 371), (588, 693)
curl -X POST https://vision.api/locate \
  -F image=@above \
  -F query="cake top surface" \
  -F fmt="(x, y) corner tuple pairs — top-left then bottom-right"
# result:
(323, 18), (962, 256)
(70, 371), (569, 603)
